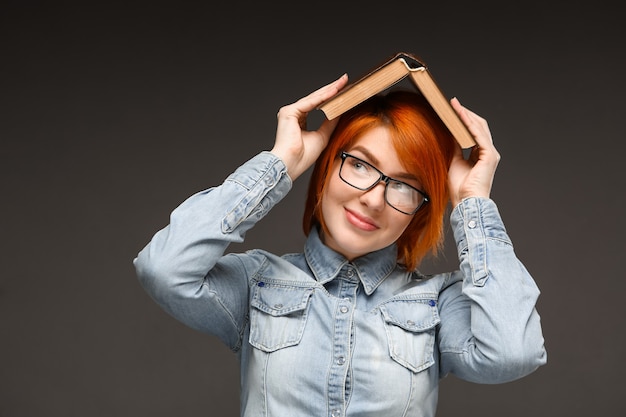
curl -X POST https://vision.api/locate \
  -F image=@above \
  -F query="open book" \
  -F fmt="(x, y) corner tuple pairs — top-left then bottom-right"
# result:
(318, 52), (476, 148)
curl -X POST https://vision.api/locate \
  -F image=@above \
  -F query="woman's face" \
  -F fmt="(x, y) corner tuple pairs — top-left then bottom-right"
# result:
(320, 126), (418, 260)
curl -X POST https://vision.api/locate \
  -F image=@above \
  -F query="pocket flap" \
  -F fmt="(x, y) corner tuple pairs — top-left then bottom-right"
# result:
(380, 298), (440, 332)
(251, 282), (314, 316)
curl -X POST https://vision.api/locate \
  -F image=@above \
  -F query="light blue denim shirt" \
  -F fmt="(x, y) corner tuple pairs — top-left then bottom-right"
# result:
(134, 151), (547, 417)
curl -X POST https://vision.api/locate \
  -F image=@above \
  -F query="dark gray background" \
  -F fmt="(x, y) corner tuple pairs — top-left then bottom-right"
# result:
(2, 1), (624, 416)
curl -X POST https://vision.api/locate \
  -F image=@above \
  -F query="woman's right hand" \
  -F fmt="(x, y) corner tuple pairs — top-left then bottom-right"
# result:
(270, 74), (348, 181)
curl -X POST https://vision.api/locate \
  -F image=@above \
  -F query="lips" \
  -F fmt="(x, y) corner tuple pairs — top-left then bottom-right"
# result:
(345, 208), (379, 231)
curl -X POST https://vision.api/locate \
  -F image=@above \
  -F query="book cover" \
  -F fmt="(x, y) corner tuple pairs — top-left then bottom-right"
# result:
(318, 52), (476, 148)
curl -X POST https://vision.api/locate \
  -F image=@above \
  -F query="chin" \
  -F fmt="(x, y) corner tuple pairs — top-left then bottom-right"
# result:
(328, 233), (385, 260)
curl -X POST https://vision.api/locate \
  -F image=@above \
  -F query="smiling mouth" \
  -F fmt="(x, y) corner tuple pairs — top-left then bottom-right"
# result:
(345, 208), (379, 231)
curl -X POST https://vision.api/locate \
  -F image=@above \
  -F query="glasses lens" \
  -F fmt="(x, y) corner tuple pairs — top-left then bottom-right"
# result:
(385, 180), (422, 213)
(340, 155), (380, 189)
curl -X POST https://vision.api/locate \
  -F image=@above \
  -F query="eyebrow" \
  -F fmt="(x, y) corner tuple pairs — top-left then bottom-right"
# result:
(349, 145), (419, 182)
(350, 145), (380, 166)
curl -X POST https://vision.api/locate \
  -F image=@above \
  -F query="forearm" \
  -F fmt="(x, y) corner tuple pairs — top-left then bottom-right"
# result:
(439, 197), (547, 383)
(133, 151), (291, 336)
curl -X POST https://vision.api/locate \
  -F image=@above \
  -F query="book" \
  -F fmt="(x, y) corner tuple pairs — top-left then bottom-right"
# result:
(318, 52), (476, 149)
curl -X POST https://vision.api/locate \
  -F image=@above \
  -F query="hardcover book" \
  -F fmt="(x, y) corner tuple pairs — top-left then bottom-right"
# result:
(318, 52), (476, 148)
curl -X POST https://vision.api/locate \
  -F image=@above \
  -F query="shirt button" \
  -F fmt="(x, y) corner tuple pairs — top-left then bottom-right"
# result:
(346, 268), (354, 277)
(274, 304), (283, 309)
(406, 320), (415, 327)
(337, 356), (345, 365)
(264, 176), (274, 186)
(331, 409), (341, 417)
(468, 220), (477, 228)
(340, 306), (349, 314)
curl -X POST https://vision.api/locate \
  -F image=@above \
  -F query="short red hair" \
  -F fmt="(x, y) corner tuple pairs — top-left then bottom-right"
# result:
(303, 89), (457, 271)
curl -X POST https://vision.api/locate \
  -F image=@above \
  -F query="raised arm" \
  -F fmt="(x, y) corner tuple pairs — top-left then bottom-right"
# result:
(438, 98), (546, 383)
(133, 75), (349, 348)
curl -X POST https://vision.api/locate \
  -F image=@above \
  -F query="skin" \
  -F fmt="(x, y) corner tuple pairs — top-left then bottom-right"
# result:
(320, 127), (417, 260)
(270, 74), (500, 260)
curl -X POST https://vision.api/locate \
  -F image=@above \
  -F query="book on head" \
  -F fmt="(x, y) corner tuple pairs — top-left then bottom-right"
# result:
(317, 52), (476, 149)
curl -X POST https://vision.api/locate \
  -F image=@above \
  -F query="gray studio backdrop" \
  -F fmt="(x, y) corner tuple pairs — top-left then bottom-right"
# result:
(2, 2), (625, 416)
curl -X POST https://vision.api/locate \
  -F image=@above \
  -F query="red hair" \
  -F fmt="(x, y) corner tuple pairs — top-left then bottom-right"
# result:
(303, 89), (457, 271)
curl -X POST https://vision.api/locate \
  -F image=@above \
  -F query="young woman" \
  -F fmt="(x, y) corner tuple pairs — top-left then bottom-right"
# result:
(134, 74), (546, 416)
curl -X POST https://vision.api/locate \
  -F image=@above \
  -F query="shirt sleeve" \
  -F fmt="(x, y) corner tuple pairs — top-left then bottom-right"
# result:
(133, 151), (292, 351)
(437, 197), (547, 383)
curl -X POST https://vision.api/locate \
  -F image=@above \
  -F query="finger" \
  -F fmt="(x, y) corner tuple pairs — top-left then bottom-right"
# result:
(450, 138), (464, 162)
(291, 74), (349, 115)
(276, 74), (348, 127)
(451, 97), (494, 148)
(276, 74), (349, 137)
(316, 116), (341, 144)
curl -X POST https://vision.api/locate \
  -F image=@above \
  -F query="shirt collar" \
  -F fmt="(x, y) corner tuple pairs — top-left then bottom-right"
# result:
(304, 227), (398, 295)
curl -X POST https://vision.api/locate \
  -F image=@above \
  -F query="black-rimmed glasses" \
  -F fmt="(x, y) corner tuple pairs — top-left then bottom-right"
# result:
(339, 151), (429, 215)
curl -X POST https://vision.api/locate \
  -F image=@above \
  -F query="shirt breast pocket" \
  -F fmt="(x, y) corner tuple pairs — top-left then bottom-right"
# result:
(249, 281), (314, 352)
(379, 298), (440, 373)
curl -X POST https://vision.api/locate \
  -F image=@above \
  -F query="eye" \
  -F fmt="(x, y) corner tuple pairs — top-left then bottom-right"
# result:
(350, 159), (371, 173)
(389, 180), (414, 194)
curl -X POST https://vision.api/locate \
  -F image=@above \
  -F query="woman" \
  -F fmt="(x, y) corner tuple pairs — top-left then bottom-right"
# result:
(134, 74), (546, 416)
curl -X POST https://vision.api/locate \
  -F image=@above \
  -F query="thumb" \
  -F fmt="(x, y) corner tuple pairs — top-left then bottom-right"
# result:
(316, 116), (341, 147)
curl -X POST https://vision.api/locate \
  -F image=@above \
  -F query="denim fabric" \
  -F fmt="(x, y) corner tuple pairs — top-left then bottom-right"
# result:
(134, 151), (547, 417)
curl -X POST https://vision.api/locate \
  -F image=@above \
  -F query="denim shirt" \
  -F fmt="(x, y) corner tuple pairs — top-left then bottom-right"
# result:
(134, 151), (547, 417)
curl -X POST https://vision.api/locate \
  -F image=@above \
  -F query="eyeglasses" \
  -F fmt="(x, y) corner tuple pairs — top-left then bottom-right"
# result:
(339, 151), (429, 215)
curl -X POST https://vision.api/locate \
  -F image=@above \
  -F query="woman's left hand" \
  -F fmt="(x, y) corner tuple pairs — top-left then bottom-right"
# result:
(447, 98), (501, 207)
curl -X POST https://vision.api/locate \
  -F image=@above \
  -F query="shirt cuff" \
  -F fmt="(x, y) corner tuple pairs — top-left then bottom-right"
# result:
(220, 151), (291, 234)
(450, 197), (511, 286)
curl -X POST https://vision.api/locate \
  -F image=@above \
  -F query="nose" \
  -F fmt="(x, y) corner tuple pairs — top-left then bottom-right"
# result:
(359, 181), (386, 211)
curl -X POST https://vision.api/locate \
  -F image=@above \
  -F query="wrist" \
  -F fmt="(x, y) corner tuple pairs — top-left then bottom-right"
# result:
(269, 149), (301, 181)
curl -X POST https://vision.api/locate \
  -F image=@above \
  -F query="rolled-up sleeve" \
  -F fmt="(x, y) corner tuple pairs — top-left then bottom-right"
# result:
(437, 197), (547, 383)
